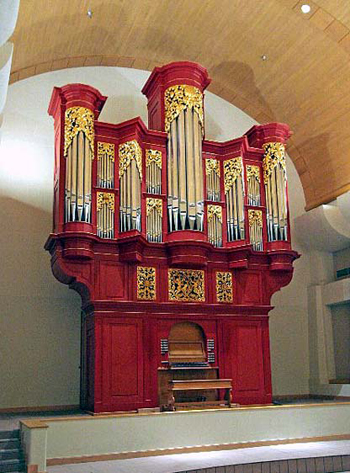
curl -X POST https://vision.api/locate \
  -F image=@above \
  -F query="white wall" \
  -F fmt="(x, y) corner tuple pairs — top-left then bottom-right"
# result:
(0, 66), (310, 409)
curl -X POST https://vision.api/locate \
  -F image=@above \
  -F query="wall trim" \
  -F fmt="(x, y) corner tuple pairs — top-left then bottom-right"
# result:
(47, 434), (350, 466)
(0, 404), (80, 414)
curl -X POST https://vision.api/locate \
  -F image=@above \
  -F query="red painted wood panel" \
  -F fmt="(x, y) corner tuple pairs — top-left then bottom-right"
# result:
(111, 323), (139, 396)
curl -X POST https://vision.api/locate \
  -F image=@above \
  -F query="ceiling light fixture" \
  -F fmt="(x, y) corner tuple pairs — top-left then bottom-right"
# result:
(261, 55), (268, 61)
(301, 4), (311, 14)
(87, 9), (93, 18)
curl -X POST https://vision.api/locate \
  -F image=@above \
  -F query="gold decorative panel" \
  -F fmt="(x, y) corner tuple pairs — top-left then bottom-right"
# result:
(137, 266), (156, 301)
(224, 157), (243, 193)
(216, 272), (233, 303)
(248, 209), (263, 227)
(164, 85), (203, 133)
(262, 142), (286, 183)
(168, 269), (205, 302)
(64, 106), (94, 157)
(119, 140), (143, 179)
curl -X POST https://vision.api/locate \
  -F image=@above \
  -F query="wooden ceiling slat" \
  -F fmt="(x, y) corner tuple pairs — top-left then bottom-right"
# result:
(9, 0), (350, 210)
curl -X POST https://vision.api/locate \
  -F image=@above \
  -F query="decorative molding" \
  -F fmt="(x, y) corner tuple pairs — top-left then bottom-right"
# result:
(97, 141), (115, 161)
(262, 142), (286, 184)
(137, 266), (156, 300)
(246, 165), (260, 182)
(216, 271), (233, 303)
(248, 209), (263, 227)
(224, 157), (243, 193)
(146, 149), (162, 169)
(64, 106), (94, 157)
(119, 140), (143, 179)
(207, 204), (222, 223)
(164, 85), (203, 133)
(168, 269), (205, 302)
(97, 192), (115, 212)
(206, 158), (220, 177)
(146, 198), (162, 216)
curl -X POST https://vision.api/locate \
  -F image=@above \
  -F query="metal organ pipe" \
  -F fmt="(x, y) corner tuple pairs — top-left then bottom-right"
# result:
(224, 157), (245, 242)
(164, 85), (204, 232)
(119, 140), (142, 233)
(64, 107), (94, 223)
(262, 142), (288, 241)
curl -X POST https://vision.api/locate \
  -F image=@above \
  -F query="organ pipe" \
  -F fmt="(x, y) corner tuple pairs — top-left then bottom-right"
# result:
(119, 140), (142, 232)
(164, 85), (204, 232)
(97, 192), (115, 238)
(246, 165), (261, 206)
(206, 159), (220, 201)
(248, 209), (263, 251)
(224, 157), (245, 241)
(97, 142), (115, 188)
(146, 149), (162, 194)
(207, 205), (223, 247)
(146, 198), (163, 242)
(64, 106), (94, 223)
(262, 143), (288, 241)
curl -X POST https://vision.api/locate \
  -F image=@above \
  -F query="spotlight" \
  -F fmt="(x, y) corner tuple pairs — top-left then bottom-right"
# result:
(87, 9), (93, 18)
(301, 4), (311, 14)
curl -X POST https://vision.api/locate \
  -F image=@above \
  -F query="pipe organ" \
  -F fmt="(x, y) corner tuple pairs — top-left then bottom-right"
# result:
(46, 62), (299, 414)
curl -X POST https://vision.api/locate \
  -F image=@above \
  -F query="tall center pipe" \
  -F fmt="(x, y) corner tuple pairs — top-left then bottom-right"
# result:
(142, 62), (211, 234)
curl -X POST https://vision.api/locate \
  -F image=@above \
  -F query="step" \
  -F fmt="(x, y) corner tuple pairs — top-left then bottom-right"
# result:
(0, 449), (24, 461)
(0, 459), (25, 472)
(0, 438), (20, 449)
(0, 430), (20, 440)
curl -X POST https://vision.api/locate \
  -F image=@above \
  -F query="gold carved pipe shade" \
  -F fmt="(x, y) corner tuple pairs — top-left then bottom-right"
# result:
(164, 85), (203, 133)
(262, 142), (286, 184)
(64, 106), (94, 157)
(168, 269), (205, 302)
(137, 266), (156, 300)
(119, 140), (143, 179)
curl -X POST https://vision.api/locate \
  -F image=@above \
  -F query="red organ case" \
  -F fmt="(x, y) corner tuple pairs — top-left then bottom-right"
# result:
(45, 61), (299, 413)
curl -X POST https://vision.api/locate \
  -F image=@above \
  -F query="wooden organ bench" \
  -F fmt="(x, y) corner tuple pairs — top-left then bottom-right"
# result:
(167, 378), (233, 411)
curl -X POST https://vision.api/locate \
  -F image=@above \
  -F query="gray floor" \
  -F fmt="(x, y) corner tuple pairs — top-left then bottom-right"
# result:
(47, 441), (350, 473)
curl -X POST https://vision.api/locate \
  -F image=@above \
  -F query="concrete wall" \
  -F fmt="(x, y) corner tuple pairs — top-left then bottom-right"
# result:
(0, 66), (310, 409)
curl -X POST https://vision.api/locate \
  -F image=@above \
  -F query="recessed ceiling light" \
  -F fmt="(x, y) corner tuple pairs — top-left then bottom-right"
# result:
(261, 55), (268, 61)
(87, 9), (93, 18)
(301, 4), (311, 14)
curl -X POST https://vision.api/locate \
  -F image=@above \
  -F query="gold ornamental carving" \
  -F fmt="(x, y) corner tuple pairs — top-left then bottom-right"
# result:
(164, 85), (203, 133)
(224, 157), (243, 193)
(119, 140), (143, 179)
(146, 149), (162, 169)
(216, 272), (233, 303)
(246, 165), (260, 182)
(262, 142), (286, 184)
(168, 269), (205, 302)
(64, 106), (95, 157)
(137, 266), (156, 301)
(97, 192), (115, 212)
(207, 205), (222, 223)
(146, 198), (162, 216)
(97, 142), (115, 161)
(206, 159), (220, 177)
(248, 209), (263, 227)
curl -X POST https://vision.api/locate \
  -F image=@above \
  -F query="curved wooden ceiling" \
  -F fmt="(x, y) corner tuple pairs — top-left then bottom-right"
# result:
(9, 0), (350, 210)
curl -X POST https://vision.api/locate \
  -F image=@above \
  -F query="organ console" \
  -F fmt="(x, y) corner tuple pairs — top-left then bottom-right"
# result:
(46, 61), (299, 413)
